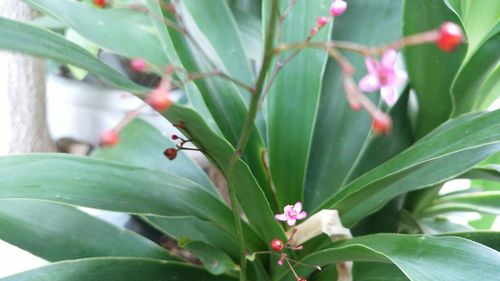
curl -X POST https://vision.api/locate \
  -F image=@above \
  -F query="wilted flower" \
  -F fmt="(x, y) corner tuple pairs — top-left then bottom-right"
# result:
(275, 202), (307, 226)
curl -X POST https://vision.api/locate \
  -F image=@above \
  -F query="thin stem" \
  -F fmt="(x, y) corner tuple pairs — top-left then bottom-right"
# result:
(226, 1), (280, 280)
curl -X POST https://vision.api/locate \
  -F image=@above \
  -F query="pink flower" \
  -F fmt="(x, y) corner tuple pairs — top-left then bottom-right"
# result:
(316, 16), (329, 27)
(330, 0), (347, 17)
(275, 202), (307, 226)
(358, 49), (407, 106)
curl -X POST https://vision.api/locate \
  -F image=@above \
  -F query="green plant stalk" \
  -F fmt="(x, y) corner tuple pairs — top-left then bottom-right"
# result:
(226, 0), (280, 280)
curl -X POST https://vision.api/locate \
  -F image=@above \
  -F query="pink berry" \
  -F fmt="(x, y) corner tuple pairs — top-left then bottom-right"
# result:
(100, 130), (119, 146)
(271, 239), (284, 252)
(130, 58), (146, 72)
(330, 0), (347, 17)
(372, 114), (392, 135)
(316, 16), (328, 27)
(437, 22), (463, 52)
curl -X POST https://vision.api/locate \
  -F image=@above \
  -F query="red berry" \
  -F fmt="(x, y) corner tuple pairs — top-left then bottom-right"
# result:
(163, 148), (178, 160)
(437, 22), (463, 52)
(171, 135), (179, 140)
(372, 114), (392, 135)
(271, 239), (284, 252)
(93, 0), (107, 8)
(147, 89), (172, 112)
(100, 130), (119, 146)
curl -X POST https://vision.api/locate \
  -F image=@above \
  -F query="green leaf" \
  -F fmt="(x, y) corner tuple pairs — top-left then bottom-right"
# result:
(311, 262), (409, 281)
(144, 216), (240, 260)
(0, 17), (146, 93)
(460, 1), (500, 58)
(281, 234), (500, 281)
(318, 110), (500, 227)
(25, 0), (169, 67)
(92, 119), (218, 196)
(180, 240), (239, 276)
(444, 231), (500, 251)
(403, 0), (467, 137)
(266, 0), (331, 207)
(0, 258), (236, 281)
(418, 217), (473, 234)
(162, 104), (284, 243)
(451, 25), (500, 116)
(0, 154), (239, 237)
(305, 0), (404, 208)
(0, 199), (172, 261)
(182, 0), (254, 86)
(425, 191), (500, 216)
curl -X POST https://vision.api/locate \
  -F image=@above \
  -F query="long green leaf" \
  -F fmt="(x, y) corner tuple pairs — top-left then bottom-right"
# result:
(25, 0), (169, 67)
(0, 17), (146, 93)
(144, 216), (240, 260)
(0, 199), (172, 261)
(451, 24), (500, 116)
(266, 0), (331, 207)
(305, 0), (404, 208)
(318, 110), (500, 226)
(312, 262), (409, 281)
(92, 119), (218, 196)
(280, 234), (500, 281)
(182, 0), (254, 86)
(0, 154), (240, 238)
(425, 191), (500, 216)
(0, 258), (236, 281)
(403, 0), (467, 137)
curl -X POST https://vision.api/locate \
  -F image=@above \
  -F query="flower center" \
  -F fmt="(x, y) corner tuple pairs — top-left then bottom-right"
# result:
(289, 210), (296, 218)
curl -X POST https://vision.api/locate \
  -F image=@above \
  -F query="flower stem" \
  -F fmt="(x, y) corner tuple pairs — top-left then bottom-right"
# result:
(226, 1), (280, 280)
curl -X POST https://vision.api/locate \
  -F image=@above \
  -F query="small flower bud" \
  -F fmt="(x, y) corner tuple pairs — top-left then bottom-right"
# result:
(130, 58), (146, 72)
(147, 88), (172, 112)
(296, 278), (307, 281)
(100, 130), (119, 147)
(330, 0), (347, 17)
(171, 134), (179, 140)
(93, 0), (107, 8)
(277, 259), (284, 266)
(271, 239), (284, 252)
(437, 22), (464, 52)
(309, 27), (319, 36)
(163, 148), (178, 160)
(316, 16), (328, 27)
(372, 114), (392, 135)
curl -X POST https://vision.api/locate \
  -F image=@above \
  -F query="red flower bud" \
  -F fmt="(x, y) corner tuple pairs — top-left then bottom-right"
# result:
(93, 0), (107, 8)
(171, 135), (179, 140)
(437, 22), (463, 52)
(271, 239), (284, 252)
(147, 89), (172, 112)
(316, 16), (328, 27)
(100, 130), (119, 146)
(163, 148), (178, 160)
(372, 114), (392, 135)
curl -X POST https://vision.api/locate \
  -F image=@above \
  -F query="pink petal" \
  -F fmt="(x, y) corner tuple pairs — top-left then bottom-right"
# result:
(283, 205), (293, 213)
(396, 70), (408, 85)
(287, 219), (297, 226)
(381, 86), (396, 106)
(359, 74), (381, 92)
(293, 202), (302, 213)
(365, 58), (378, 75)
(275, 214), (289, 221)
(296, 211), (308, 220)
(381, 49), (397, 68)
